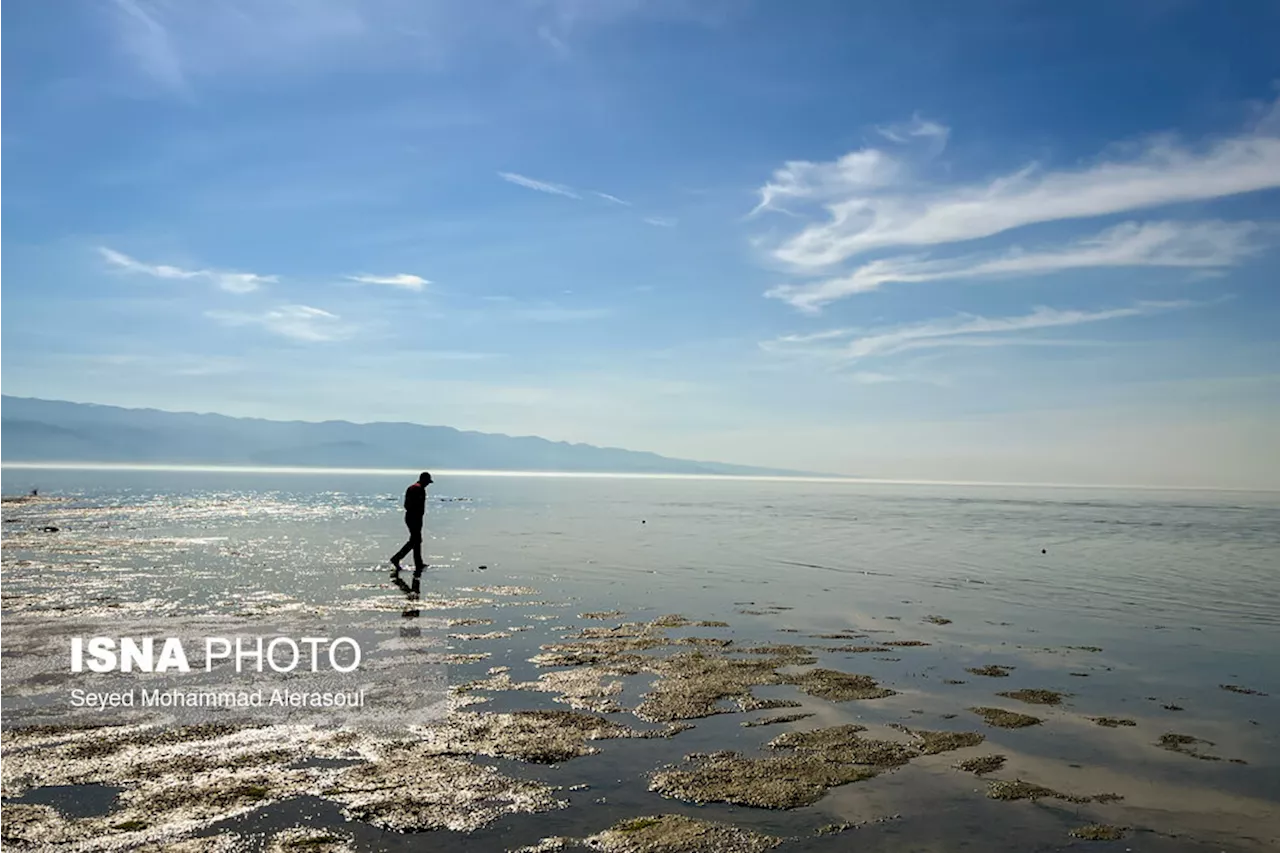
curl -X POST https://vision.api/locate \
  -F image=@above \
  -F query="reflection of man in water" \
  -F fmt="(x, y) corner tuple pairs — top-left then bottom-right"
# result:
(390, 471), (432, 573)
(391, 570), (421, 635)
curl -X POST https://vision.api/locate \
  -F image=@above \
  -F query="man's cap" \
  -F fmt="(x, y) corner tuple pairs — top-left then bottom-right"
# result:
(419, 471), (433, 483)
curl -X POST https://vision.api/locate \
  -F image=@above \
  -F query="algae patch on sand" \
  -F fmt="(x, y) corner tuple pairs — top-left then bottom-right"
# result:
(770, 724), (918, 768)
(955, 754), (1006, 775)
(635, 650), (801, 722)
(741, 713), (814, 728)
(996, 689), (1065, 706)
(1091, 717), (1136, 728)
(327, 748), (565, 832)
(891, 726), (985, 754)
(1157, 733), (1223, 761)
(783, 668), (896, 701)
(267, 827), (356, 852)
(987, 780), (1122, 804)
(969, 707), (1043, 728)
(966, 665), (1014, 678)
(584, 814), (781, 852)
(649, 751), (878, 809)
(417, 710), (652, 763)
(651, 722), (926, 808)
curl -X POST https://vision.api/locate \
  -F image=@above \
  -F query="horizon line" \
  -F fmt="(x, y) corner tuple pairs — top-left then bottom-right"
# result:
(2, 461), (1275, 494)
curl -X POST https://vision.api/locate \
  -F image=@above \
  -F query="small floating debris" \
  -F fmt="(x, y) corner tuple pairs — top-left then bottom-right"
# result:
(969, 707), (1043, 729)
(512, 837), (571, 853)
(1069, 824), (1127, 841)
(815, 822), (853, 836)
(923, 615), (952, 625)
(1220, 684), (1268, 696)
(1091, 717), (1137, 728)
(741, 713), (815, 728)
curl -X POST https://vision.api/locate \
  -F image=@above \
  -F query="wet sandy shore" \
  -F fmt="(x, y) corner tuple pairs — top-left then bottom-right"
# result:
(2, 492), (1277, 852)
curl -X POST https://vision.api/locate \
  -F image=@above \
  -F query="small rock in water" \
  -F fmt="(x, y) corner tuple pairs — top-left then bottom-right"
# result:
(1041, 548), (1047, 554)
(478, 565), (488, 570)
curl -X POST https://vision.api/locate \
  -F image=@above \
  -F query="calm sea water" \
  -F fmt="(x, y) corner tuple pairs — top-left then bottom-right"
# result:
(3, 467), (1278, 850)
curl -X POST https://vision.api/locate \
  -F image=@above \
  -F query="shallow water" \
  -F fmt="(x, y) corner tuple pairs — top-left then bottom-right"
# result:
(2, 469), (1278, 851)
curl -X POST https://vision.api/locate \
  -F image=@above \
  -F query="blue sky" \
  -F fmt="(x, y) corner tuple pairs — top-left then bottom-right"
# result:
(3, 0), (1279, 488)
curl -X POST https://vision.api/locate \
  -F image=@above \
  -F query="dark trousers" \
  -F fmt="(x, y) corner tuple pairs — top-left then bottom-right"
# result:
(392, 516), (425, 569)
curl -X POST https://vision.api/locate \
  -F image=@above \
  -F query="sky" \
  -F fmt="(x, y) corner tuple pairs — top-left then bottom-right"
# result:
(3, 0), (1279, 489)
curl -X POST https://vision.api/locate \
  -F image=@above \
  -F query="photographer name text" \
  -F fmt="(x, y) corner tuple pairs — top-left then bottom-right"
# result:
(70, 688), (366, 708)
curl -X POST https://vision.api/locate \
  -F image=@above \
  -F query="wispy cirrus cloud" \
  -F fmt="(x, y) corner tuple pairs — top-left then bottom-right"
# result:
(498, 171), (581, 199)
(762, 300), (1198, 363)
(109, 0), (188, 94)
(347, 273), (430, 291)
(767, 220), (1268, 311)
(104, 0), (434, 95)
(593, 191), (631, 206)
(750, 115), (948, 217)
(99, 246), (276, 293)
(757, 100), (1280, 272)
(643, 216), (678, 228)
(205, 305), (348, 342)
(499, 172), (641, 211)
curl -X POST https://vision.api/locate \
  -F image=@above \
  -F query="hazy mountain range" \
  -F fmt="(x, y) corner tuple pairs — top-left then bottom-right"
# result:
(0, 396), (820, 477)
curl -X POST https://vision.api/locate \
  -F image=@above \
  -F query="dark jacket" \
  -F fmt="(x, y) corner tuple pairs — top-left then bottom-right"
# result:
(404, 482), (426, 523)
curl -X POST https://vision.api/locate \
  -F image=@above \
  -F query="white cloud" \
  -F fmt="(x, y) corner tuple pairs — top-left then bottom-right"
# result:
(875, 114), (950, 146)
(751, 149), (902, 217)
(767, 220), (1268, 311)
(498, 171), (581, 199)
(643, 216), (678, 227)
(206, 305), (347, 342)
(760, 101), (1280, 271)
(593, 191), (631, 206)
(109, 0), (188, 94)
(762, 300), (1196, 363)
(100, 246), (276, 293)
(347, 273), (430, 290)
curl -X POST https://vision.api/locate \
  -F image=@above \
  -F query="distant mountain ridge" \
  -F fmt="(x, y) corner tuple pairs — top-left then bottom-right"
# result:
(0, 396), (823, 477)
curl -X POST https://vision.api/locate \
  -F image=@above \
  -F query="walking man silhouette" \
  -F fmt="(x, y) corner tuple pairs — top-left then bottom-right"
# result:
(390, 471), (432, 573)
